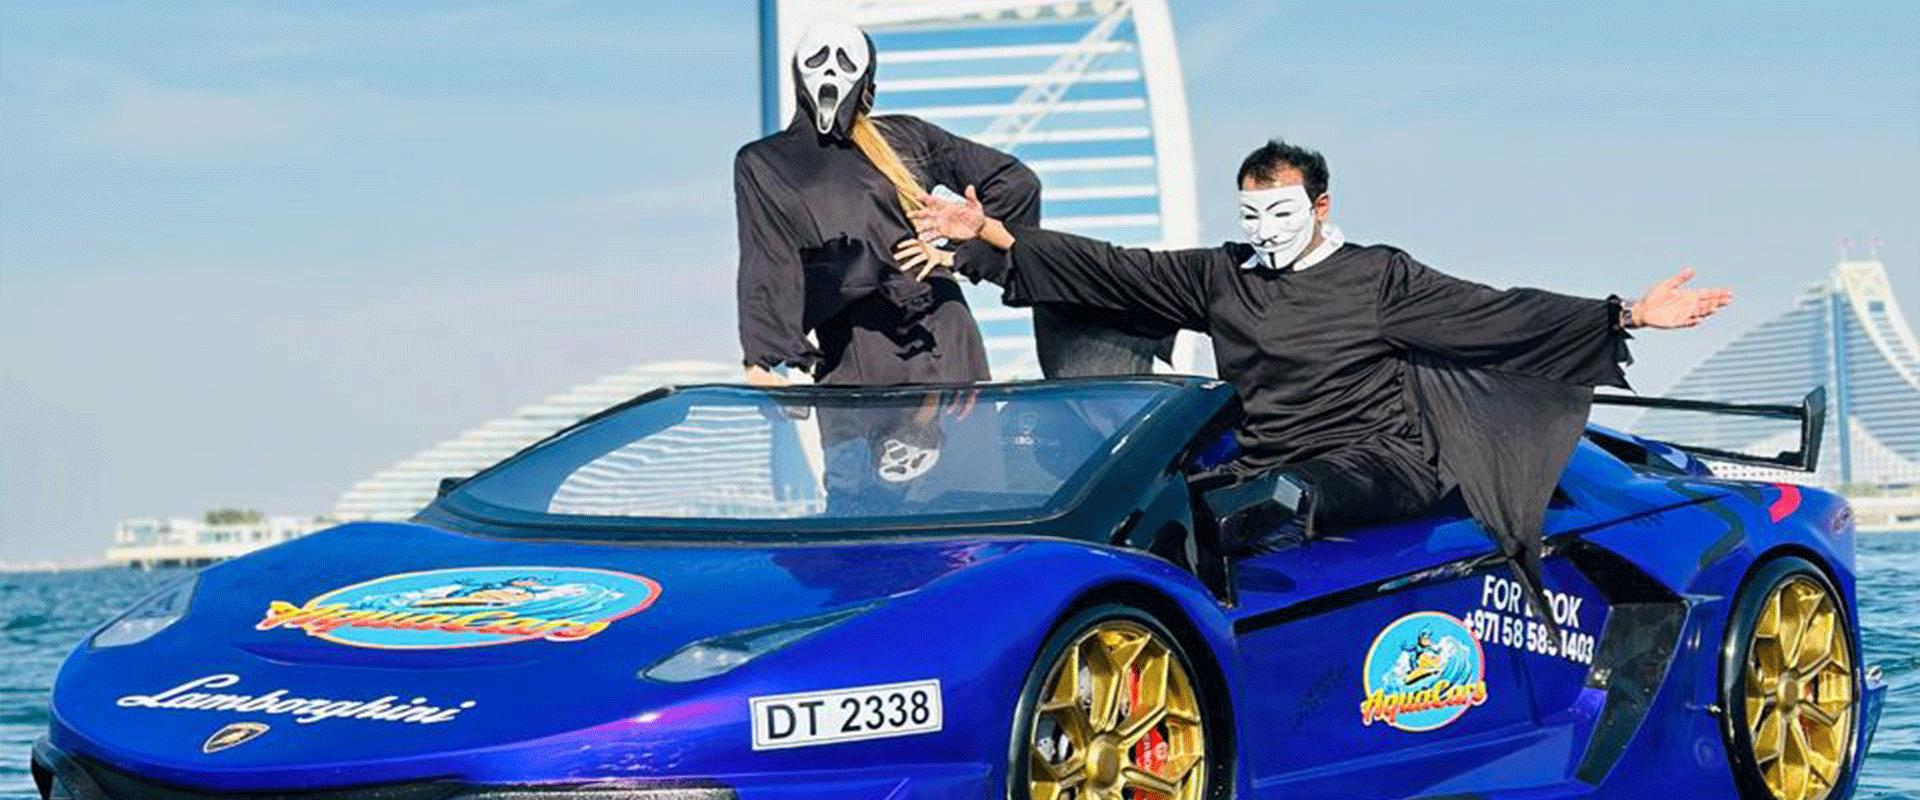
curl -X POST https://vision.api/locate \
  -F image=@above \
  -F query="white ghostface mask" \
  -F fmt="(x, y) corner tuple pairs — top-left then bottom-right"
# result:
(1238, 185), (1319, 269)
(793, 21), (870, 137)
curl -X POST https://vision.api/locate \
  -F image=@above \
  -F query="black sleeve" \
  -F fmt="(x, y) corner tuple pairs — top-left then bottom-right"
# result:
(894, 116), (1041, 286)
(1379, 251), (1630, 388)
(1002, 224), (1216, 332)
(733, 150), (821, 372)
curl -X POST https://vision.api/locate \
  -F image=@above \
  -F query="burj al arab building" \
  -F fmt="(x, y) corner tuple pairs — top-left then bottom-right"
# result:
(330, 0), (1204, 522)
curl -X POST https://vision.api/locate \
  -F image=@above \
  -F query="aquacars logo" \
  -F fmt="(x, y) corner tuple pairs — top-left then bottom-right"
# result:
(255, 566), (661, 649)
(1358, 611), (1489, 732)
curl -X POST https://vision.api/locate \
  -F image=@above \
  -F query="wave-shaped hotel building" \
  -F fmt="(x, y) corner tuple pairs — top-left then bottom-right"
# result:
(1631, 254), (1920, 522)
(330, 361), (745, 523)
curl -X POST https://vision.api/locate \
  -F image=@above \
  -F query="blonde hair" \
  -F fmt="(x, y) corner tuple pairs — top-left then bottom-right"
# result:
(849, 115), (925, 218)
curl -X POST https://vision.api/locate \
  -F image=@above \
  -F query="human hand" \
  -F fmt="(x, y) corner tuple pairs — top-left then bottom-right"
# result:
(892, 237), (954, 280)
(910, 184), (987, 243)
(944, 388), (979, 421)
(1633, 267), (1733, 329)
(744, 365), (789, 387)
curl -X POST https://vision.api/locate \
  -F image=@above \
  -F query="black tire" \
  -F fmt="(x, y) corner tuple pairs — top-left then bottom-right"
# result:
(1007, 602), (1216, 800)
(1720, 556), (1862, 800)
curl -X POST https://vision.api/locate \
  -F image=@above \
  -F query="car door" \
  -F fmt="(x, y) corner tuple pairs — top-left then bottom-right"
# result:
(1225, 502), (1603, 799)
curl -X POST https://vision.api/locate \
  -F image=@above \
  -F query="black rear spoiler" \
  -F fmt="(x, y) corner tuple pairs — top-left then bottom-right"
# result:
(1592, 387), (1827, 472)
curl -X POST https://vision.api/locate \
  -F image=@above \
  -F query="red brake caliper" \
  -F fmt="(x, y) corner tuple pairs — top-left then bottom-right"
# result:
(1128, 665), (1169, 799)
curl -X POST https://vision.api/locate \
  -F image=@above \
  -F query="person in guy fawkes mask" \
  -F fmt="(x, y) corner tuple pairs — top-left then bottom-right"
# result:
(910, 138), (1734, 626)
(735, 19), (1176, 387)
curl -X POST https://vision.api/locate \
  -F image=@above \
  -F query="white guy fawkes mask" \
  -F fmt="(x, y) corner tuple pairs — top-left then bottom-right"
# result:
(1238, 185), (1319, 269)
(793, 20), (871, 137)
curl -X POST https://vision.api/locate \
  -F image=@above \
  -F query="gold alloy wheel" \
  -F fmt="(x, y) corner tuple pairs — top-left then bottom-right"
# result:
(1028, 619), (1205, 800)
(1741, 574), (1855, 800)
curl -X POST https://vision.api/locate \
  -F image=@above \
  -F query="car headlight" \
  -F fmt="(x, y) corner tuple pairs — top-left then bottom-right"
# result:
(641, 603), (877, 683)
(91, 575), (198, 649)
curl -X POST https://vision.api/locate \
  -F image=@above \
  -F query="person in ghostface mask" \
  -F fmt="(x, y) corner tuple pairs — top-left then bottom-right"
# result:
(735, 19), (1176, 388)
(911, 138), (1734, 623)
(738, 19), (1174, 515)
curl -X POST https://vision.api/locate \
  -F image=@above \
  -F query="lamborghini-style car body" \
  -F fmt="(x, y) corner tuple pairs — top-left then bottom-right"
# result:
(34, 377), (1886, 800)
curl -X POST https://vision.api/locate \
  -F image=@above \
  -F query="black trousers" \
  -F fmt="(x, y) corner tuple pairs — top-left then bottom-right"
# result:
(1220, 437), (1446, 553)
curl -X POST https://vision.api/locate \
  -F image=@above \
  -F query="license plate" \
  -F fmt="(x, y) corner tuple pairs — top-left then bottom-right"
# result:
(750, 679), (942, 750)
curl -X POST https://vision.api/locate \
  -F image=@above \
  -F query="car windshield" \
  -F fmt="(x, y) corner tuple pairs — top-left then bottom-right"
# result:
(446, 381), (1176, 528)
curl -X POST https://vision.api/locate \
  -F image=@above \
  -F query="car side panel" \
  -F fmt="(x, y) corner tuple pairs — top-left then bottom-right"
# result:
(1576, 486), (1865, 800)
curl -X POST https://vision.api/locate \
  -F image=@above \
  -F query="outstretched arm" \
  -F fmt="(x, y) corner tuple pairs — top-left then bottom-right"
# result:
(901, 187), (1217, 330)
(1381, 253), (1733, 388)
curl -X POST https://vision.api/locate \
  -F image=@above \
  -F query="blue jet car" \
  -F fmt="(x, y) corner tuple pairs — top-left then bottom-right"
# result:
(35, 377), (1886, 800)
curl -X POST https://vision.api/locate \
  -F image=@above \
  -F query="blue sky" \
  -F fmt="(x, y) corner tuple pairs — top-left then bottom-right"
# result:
(2, 0), (1915, 562)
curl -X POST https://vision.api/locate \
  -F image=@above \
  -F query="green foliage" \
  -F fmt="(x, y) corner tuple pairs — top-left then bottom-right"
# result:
(202, 507), (264, 525)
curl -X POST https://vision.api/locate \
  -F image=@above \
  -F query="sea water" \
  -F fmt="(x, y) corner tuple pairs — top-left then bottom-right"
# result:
(1, 536), (1915, 799)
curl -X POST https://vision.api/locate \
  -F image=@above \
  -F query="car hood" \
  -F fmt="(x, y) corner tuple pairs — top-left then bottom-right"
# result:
(51, 521), (1022, 785)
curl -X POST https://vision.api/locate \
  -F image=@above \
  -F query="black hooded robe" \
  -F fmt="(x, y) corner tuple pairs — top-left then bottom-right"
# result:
(737, 111), (1041, 385)
(735, 112), (1044, 514)
(733, 114), (1184, 384)
(996, 225), (1632, 610)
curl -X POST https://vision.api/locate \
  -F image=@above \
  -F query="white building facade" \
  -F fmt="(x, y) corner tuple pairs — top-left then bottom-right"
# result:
(107, 516), (329, 569)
